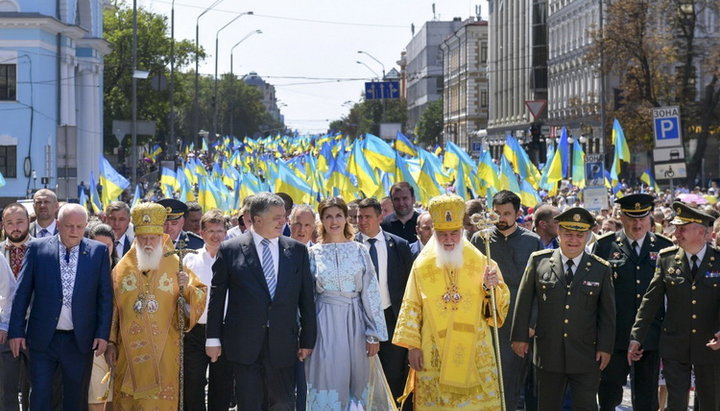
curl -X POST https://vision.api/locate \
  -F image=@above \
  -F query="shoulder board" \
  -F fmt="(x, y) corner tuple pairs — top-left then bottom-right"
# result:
(589, 254), (611, 266)
(530, 249), (554, 258)
(653, 233), (673, 244)
(596, 232), (615, 241)
(659, 245), (679, 255)
(187, 232), (202, 240)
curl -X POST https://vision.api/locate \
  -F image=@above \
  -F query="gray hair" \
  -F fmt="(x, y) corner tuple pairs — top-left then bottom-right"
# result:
(250, 192), (286, 219)
(289, 204), (315, 223)
(58, 203), (88, 222)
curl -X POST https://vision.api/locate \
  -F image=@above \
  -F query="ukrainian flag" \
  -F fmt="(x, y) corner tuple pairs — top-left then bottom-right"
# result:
(395, 132), (417, 157)
(197, 178), (219, 212)
(147, 144), (162, 162)
(347, 139), (379, 196)
(571, 139), (586, 189)
(640, 168), (661, 192)
(131, 184), (142, 208)
(160, 167), (179, 198)
(89, 172), (103, 214)
(363, 134), (396, 173)
(100, 157), (130, 206)
(274, 161), (315, 205)
(610, 119), (630, 184)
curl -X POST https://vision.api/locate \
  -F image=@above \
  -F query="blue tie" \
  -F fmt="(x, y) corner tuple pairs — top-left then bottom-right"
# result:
(367, 238), (379, 278)
(39, 228), (49, 238)
(260, 239), (276, 298)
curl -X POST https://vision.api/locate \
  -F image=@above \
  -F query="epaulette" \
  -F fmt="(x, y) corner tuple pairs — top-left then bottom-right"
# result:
(187, 231), (202, 240)
(595, 232), (615, 244)
(659, 245), (679, 255)
(653, 233), (673, 244)
(530, 249), (554, 259)
(589, 253), (611, 267)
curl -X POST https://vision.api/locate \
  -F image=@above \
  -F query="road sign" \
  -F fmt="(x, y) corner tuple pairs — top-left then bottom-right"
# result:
(584, 186), (610, 211)
(585, 154), (605, 187)
(654, 162), (687, 180)
(525, 100), (547, 120)
(652, 106), (682, 148)
(112, 120), (156, 144)
(364, 81), (400, 100)
(653, 146), (685, 162)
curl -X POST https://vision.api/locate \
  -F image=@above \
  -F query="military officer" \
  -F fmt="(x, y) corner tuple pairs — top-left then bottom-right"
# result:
(629, 202), (720, 410)
(594, 194), (672, 411)
(156, 198), (204, 250)
(511, 207), (615, 411)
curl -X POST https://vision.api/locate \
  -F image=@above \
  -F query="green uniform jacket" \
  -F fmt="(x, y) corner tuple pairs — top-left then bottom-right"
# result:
(511, 248), (616, 374)
(630, 244), (720, 365)
(594, 231), (672, 351)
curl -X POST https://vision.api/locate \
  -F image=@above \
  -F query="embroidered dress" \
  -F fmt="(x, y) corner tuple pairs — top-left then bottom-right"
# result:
(305, 241), (388, 410)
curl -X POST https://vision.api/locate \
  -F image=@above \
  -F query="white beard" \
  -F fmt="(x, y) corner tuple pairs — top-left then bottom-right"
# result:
(135, 241), (164, 271)
(434, 236), (464, 269)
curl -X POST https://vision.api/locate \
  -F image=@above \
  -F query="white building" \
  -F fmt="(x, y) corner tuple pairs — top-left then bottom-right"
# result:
(440, 18), (489, 153)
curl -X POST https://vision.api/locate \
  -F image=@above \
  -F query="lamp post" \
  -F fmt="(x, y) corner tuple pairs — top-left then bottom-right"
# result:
(357, 50), (386, 79)
(131, 0), (138, 185)
(229, 29), (262, 138)
(212, 11), (253, 144)
(193, 0), (224, 149)
(168, 0), (176, 161)
(356, 61), (379, 80)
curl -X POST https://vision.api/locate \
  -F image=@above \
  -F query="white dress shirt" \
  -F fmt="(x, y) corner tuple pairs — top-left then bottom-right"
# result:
(625, 231), (645, 255)
(250, 229), (279, 279)
(115, 233), (128, 257)
(560, 251), (584, 276)
(685, 244), (707, 268)
(183, 246), (216, 324)
(0, 254), (15, 332)
(360, 231), (392, 310)
(37, 220), (57, 237)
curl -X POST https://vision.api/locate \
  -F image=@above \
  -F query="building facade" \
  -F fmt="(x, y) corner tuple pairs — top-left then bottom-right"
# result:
(404, 19), (464, 134)
(0, 0), (108, 204)
(243, 71), (283, 129)
(487, 0), (548, 158)
(440, 19), (489, 153)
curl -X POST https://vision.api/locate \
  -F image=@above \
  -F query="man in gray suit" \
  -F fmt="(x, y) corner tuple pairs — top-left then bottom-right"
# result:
(29, 189), (59, 238)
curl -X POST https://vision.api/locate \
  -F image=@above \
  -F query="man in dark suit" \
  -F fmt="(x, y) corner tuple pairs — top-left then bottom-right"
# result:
(512, 207), (615, 411)
(29, 189), (59, 238)
(594, 194), (672, 411)
(629, 202), (720, 410)
(104, 200), (133, 258)
(409, 211), (433, 258)
(381, 182), (420, 243)
(157, 198), (204, 250)
(206, 192), (316, 410)
(355, 197), (414, 406)
(8, 203), (113, 410)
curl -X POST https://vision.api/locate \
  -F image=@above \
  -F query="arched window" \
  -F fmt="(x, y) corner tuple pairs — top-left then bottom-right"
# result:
(0, 0), (19, 12)
(76, 0), (92, 32)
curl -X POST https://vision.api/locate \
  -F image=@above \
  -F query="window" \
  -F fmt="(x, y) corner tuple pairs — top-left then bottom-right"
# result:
(480, 89), (488, 108)
(480, 42), (488, 63)
(0, 145), (17, 178)
(0, 64), (16, 101)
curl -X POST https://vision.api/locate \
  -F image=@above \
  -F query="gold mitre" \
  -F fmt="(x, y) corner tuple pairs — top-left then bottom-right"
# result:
(428, 194), (465, 231)
(131, 202), (167, 235)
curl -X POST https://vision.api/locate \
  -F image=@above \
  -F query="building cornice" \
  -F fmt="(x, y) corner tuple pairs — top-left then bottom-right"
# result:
(76, 37), (112, 56)
(0, 15), (88, 40)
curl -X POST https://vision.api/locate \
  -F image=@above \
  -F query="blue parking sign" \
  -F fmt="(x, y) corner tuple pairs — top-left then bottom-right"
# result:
(652, 106), (682, 148)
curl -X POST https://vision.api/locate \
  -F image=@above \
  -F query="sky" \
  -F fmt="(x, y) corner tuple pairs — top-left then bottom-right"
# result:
(134, 0), (488, 134)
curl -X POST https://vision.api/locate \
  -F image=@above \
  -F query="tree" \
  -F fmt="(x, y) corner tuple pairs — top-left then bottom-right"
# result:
(587, 0), (720, 183)
(415, 98), (444, 146)
(328, 98), (407, 138)
(103, 2), (201, 152)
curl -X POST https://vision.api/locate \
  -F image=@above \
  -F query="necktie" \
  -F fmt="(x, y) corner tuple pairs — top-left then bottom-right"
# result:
(260, 238), (276, 298)
(39, 228), (49, 238)
(565, 259), (575, 285)
(631, 241), (640, 257)
(367, 238), (379, 278)
(114, 240), (121, 255)
(691, 255), (699, 279)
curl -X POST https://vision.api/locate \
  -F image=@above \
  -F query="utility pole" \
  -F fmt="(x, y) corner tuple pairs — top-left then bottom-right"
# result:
(131, 0), (138, 185)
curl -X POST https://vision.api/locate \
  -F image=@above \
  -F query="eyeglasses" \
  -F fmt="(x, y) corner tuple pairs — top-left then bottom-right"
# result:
(202, 229), (226, 236)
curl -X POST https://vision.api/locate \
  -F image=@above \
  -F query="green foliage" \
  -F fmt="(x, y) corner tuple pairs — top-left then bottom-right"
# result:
(415, 98), (444, 146)
(328, 98), (407, 138)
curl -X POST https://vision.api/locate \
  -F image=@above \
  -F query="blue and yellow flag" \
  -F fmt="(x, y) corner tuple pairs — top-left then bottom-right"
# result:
(275, 161), (315, 205)
(147, 144), (162, 162)
(610, 119), (630, 184)
(640, 168), (661, 192)
(363, 134), (396, 173)
(160, 167), (179, 198)
(347, 139), (379, 196)
(89, 172), (103, 214)
(395, 132), (417, 157)
(571, 139), (586, 189)
(100, 157), (130, 206)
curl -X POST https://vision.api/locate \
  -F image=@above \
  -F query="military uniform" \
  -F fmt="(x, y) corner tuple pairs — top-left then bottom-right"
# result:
(156, 198), (205, 250)
(512, 208), (615, 411)
(594, 194), (672, 411)
(630, 202), (720, 410)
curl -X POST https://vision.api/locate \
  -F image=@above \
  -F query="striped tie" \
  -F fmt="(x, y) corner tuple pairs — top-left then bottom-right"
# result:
(260, 238), (276, 298)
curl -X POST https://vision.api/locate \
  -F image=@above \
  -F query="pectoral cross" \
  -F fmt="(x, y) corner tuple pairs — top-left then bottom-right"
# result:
(162, 238), (197, 408)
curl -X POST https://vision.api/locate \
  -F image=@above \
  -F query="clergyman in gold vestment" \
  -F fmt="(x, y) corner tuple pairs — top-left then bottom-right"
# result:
(105, 202), (207, 410)
(393, 194), (510, 410)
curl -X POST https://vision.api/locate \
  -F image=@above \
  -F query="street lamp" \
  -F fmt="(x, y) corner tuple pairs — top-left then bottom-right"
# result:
(131, 0), (138, 185)
(193, 0), (224, 148)
(230, 29), (262, 76)
(213, 11), (254, 142)
(356, 61), (379, 79)
(357, 50), (386, 79)
(169, 0), (177, 160)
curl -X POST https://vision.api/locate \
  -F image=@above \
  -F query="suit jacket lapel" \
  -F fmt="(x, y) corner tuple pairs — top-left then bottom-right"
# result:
(72, 239), (88, 303)
(550, 249), (565, 285)
(123, 236), (132, 257)
(673, 248), (692, 283)
(49, 236), (63, 297)
(241, 234), (271, 298)
(617, 232), (636, 262)
(275, 237), (292, 300)
(571, 253), (592, 290)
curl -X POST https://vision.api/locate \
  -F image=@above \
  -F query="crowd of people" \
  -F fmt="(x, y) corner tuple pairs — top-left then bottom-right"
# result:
(0, 181), (719, 410)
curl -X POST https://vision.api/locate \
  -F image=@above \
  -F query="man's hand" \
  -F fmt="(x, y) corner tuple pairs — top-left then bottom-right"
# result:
(408, 348), (424, 371)
(9, 338), (25, 358)
(627, 340), (643, 365)
(0, 330), (7, 344)
(177, 271), (189, 288)
(706, 331), (720, 351)
(511, 341), (529, 358)
(206, 346), (222, 363)
(483, 267), (499, 289)
(297, 348), (313, 362)
(105, 344), (118, 367)
(366, 342), (380, 357)
(93, 338), (108, 356)
(596, 351), (611, 370)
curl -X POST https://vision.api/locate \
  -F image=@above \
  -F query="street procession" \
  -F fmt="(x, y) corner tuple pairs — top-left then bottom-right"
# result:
(1, 1), (720, 411)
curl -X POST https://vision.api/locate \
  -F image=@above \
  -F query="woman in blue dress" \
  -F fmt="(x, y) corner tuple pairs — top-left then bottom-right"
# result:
(305, 197), (388, 410)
